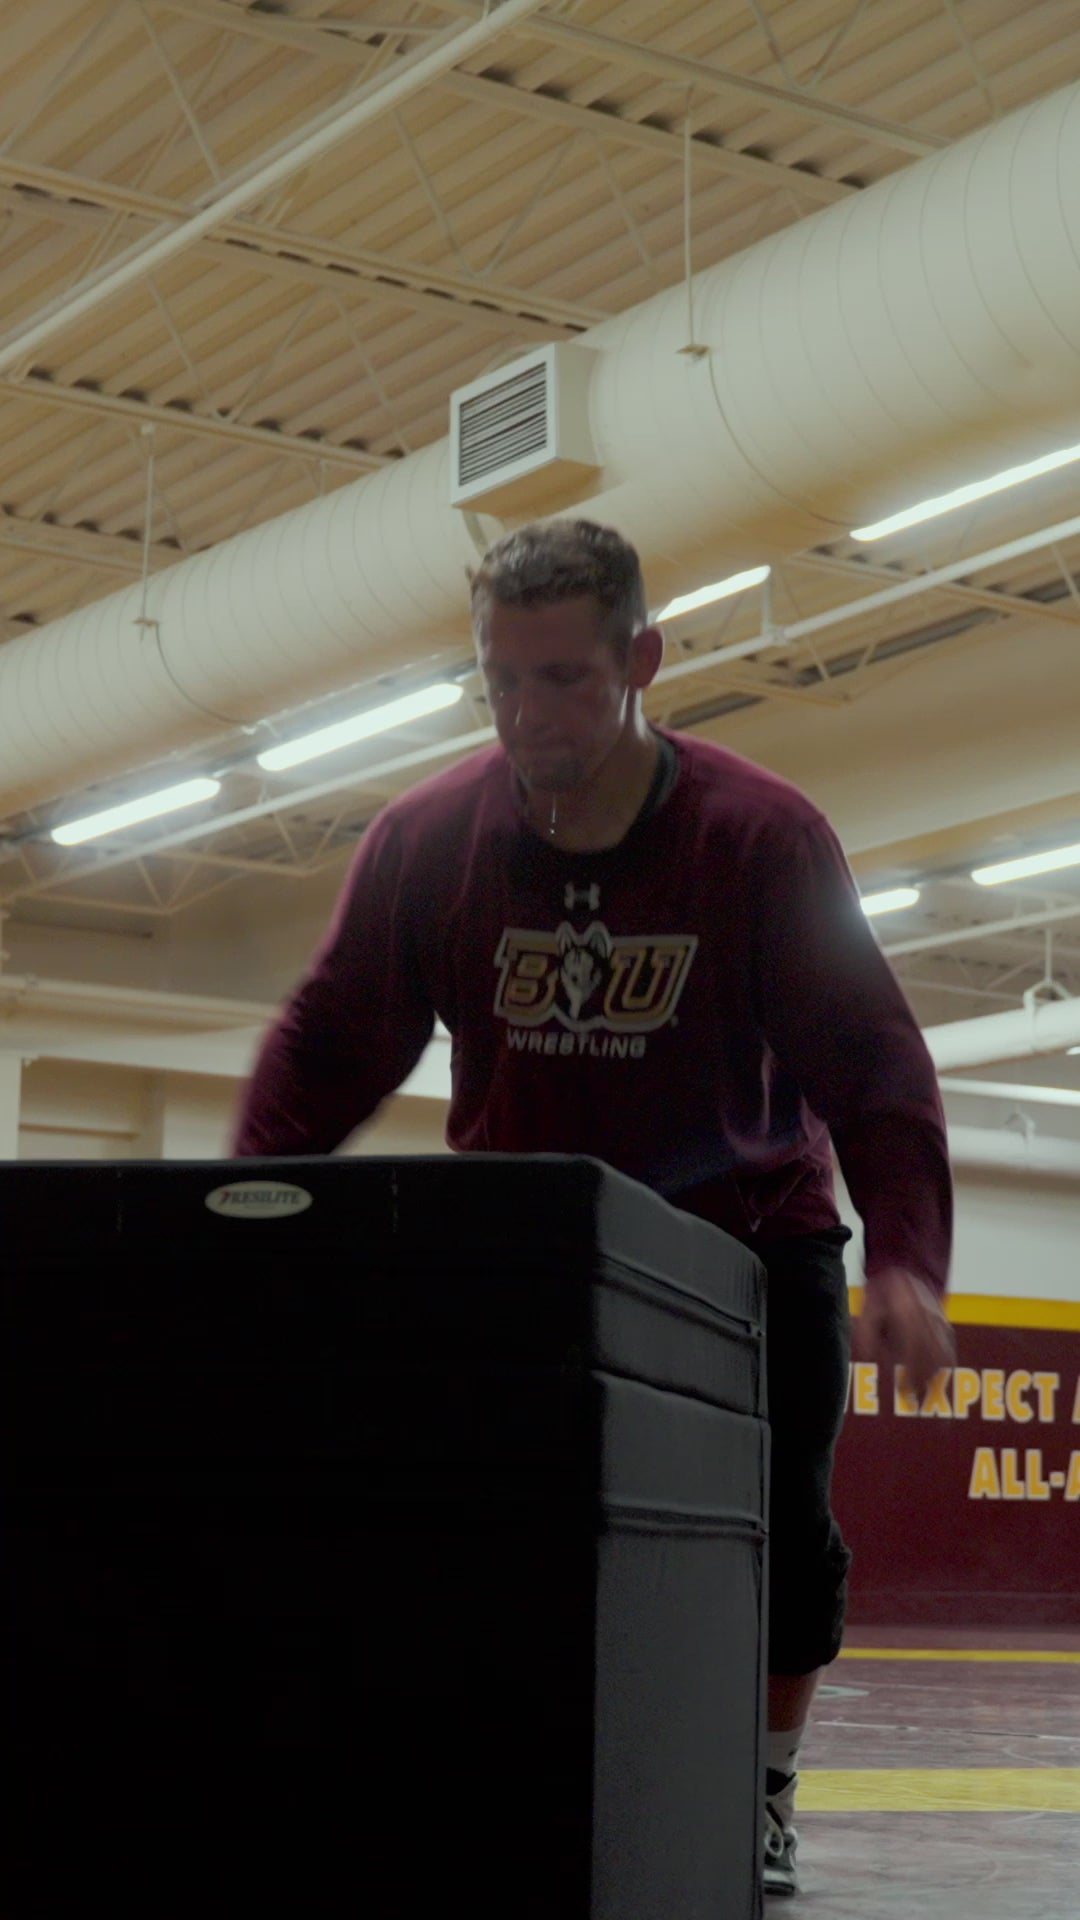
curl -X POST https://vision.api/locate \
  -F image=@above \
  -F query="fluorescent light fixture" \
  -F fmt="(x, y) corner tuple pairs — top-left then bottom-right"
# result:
(971, 841), (1080, 887)
(851, 439), (1080, 541)
(257, 682), (464, 773)
(861, 886), (920, 917)
(657, 565), (771, 622)
(51, 777), (221, 846)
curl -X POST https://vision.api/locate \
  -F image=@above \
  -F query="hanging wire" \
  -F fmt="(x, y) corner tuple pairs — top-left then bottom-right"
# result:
(680, 90), (707, 358)
(684, 90), (695, 348)
(136, 424), (155, 633)
(134, 425), (241, 727)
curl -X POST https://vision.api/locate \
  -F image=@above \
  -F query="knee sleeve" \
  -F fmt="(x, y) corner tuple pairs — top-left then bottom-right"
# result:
(767, 1521), (852, 1674)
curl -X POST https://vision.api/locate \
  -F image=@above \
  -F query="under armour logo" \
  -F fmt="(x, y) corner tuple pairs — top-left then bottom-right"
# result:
(564, 883), (601, 911)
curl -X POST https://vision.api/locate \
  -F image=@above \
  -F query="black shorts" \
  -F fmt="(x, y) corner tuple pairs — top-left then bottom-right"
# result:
(759, 1227), (853, 1676)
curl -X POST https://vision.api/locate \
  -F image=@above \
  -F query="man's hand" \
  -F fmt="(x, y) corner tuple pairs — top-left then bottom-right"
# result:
(852, 1266), (956, 1404)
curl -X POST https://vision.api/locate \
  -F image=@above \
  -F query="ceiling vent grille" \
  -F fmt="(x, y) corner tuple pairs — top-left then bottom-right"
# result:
(450, 342), (600, 516)
(457, 359), (548, 486)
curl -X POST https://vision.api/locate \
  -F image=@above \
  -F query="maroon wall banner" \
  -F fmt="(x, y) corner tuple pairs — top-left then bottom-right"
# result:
(832, 1299), (1080, 1627)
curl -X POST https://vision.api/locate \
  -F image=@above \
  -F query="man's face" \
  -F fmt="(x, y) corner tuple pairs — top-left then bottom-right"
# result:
(478, 595), (656, 794)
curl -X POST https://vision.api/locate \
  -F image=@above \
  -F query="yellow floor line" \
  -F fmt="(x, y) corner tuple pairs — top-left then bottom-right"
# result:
(799, 1768), (1080, 1813)
(838, 1647), (1080, 1664)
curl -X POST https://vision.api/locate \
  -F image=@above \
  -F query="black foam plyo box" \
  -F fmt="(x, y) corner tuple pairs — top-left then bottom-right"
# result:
(2, 1156), (768, 1918)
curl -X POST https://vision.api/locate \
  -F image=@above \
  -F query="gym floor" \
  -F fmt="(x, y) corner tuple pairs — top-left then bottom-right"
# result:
(792, 1627), (1080, 1915)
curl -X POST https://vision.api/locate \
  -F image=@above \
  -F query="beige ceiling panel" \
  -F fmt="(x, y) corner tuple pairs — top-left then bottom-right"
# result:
(769, 2), (1080, 173)
(56, 281), (323, 411)
(40, 40), (323, 186)
(0, 398), (116, 488)
(57, 448), (224, 541)
(2, 0), (131, 113)
(267, 135), (443, 251)
(91, 453), (303, 551)
(684, 1), (968, 167)
(0, 173), (573, 338)
(586, 192), (800, 319)
(496, 165), (775, 308)
(2, 451), (140, 533)
(0, 226), (104, 327)
(350, 125), (577, 265)
(9, 575), (97, 620)
(157, 0), (808, 203)
(449, 139), (684, 272)
(16, 40), (191, 173)
(0, 511), (173, 574)
(177, 312), (444, 443)
(972, 16), (1080, 110)
(0, 545), (50, 598)
(264, 335), (490, 451)
(439, 72), (839, 203)
(488, 2), (930, 158)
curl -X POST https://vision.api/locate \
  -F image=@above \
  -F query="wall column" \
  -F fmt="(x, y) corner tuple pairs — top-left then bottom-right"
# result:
(0, 1054), (24, 1158)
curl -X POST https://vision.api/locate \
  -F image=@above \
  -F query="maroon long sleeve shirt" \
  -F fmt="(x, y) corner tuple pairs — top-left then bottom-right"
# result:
(233, 732), (952, 1293)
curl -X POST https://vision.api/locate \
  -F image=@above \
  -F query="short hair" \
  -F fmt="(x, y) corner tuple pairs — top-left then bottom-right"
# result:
(469, 519), (649, 662)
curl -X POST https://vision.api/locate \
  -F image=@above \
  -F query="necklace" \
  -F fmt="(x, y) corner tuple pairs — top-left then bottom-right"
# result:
(548, 793), (557, 839)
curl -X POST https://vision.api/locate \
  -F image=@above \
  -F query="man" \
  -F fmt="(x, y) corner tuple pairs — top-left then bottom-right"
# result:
(234, 518), (955, 1899)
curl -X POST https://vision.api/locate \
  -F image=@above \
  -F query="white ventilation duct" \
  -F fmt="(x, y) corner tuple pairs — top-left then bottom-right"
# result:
(4, 82), (1080, 818)
(924, 994), (1080, 1070)
(945, 1125), (1080, 1179)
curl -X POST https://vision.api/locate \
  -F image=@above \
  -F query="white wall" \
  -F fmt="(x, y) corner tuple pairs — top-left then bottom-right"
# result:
(159, 863), (351, 1005)
(18, 1059), (148, 1159)
(0, 865), (351, 1010)
(3, 921), (170, 992)
(837, 1166), (1080, 1303)
(15, 1059), (449, 1163)
(11, 1056), (1078, 1305)
(950, 1171), (1080, 1301)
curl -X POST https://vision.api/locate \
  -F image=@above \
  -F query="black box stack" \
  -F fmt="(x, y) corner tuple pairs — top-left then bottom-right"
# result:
(1, 1156), (768, 1918)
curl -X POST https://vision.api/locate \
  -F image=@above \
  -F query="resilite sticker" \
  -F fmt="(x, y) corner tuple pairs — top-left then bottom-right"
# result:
(204, 1181), (314, 1220)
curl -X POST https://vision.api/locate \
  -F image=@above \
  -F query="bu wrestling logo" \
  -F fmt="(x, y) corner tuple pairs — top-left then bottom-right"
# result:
(494, 920), (698, 1035)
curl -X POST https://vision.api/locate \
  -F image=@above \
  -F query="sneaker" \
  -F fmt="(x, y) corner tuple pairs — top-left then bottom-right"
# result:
(763, 1801), (799, 1897)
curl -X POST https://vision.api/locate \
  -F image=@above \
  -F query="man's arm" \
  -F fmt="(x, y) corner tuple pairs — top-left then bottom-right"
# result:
(232, 811), (435, 1156)
(752, 812), (955, 1396)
